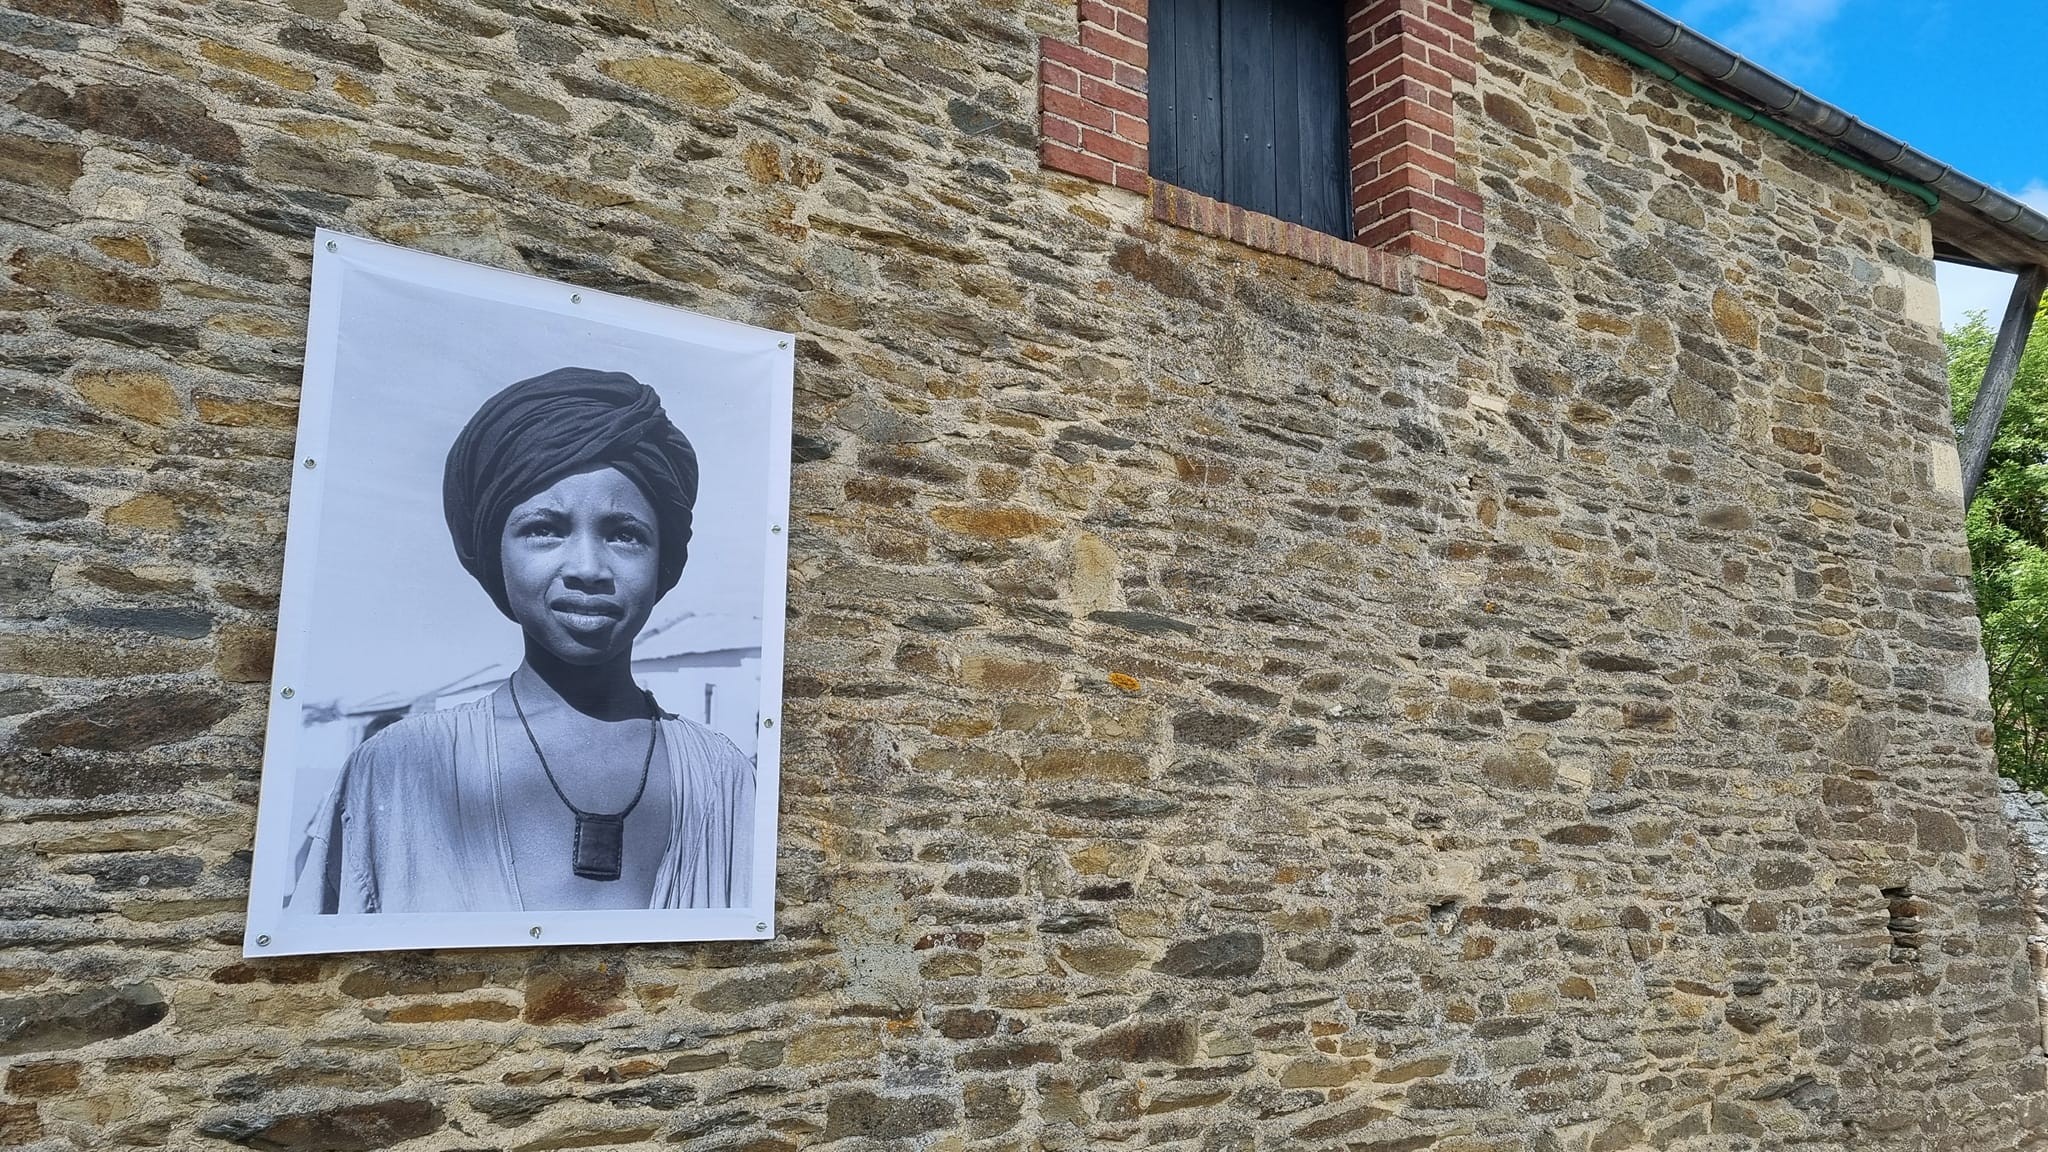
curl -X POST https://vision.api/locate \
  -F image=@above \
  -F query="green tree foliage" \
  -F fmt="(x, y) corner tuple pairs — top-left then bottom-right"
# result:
(1953, 300), (2048, 787)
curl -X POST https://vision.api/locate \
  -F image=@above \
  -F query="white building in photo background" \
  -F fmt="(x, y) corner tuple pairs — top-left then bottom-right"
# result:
(287, 611), (764, 857)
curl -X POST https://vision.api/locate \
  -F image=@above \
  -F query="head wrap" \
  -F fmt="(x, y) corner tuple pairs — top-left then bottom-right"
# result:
(443, 367), (698, 619)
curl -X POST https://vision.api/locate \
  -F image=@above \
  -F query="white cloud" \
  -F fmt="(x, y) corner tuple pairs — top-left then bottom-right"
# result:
(1674, 0), (1846, 79)
(2019, 182), (2048, 214)
(1672, 0), (1739, 22)
(1937, 262), (2017, 333)
(1718, 0), (1844, 55)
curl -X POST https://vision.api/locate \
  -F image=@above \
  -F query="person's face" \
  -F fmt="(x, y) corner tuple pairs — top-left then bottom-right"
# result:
(498, 466), (661, 666)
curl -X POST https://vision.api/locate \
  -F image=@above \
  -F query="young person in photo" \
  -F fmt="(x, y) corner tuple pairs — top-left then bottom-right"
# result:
(290, 367), (755, 914)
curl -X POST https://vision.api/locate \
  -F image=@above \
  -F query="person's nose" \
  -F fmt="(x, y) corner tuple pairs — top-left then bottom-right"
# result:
(560, 527), (612, 588)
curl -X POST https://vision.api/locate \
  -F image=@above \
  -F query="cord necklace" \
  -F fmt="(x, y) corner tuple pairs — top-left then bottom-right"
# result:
(507, 674), (656, 882)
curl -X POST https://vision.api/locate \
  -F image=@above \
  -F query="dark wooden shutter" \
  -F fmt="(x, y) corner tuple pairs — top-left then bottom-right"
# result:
(1149, 0), (1223, 204)
(1149, 0), (1351, 240)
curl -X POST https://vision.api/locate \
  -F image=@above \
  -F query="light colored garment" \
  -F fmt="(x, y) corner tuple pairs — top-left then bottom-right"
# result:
(289, 697), (754, 914)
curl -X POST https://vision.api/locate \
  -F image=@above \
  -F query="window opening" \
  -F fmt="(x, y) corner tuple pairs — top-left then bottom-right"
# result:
(1150, 0), (1352, 239)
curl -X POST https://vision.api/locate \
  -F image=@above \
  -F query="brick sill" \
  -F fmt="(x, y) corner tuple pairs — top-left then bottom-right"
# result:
(1148, 182), (1416, 295)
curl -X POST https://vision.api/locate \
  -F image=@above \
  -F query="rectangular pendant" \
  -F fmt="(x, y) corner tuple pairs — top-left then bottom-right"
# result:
(571, 814), (625, 881)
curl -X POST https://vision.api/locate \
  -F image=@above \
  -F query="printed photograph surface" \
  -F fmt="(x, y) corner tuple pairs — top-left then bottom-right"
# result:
(242, 231), (791, 956)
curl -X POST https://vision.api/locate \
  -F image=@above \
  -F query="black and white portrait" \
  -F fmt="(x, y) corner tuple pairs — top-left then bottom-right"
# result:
(243, 232), (791, 955)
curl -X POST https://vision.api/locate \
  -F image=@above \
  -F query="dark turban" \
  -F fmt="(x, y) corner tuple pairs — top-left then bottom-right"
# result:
(443, 367), (698, 619)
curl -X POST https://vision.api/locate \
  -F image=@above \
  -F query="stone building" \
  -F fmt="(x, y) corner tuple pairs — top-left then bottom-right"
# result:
(3, 0), (2048, 1149)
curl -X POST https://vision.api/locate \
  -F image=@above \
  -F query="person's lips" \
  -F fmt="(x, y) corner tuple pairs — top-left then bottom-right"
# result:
(549, 596), (623, 628)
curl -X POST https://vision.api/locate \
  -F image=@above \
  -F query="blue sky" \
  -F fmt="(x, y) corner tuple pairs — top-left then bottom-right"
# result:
(1669, 0), (2047, 328)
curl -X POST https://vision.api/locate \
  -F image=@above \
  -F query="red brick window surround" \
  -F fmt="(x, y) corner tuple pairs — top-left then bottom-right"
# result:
(1039, 0), (1487, 298)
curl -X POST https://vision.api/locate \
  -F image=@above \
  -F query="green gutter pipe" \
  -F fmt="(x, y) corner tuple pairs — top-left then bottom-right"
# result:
(1474, 0), (1942, 215)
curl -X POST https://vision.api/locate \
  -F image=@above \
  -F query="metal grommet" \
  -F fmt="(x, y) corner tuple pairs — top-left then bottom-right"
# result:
(280, 687), (295, 699)
(570, 293), (582, 304)
(303, 458), (316, 469)
(529, 926), (543, 938)
(771, 524), (782, 534)
(325, 240), (336, 252)
(778, 340), (789, 349)
(255, 934), (271, 947)
(762, 718), (774, 728)
(755, 922), (768, 933)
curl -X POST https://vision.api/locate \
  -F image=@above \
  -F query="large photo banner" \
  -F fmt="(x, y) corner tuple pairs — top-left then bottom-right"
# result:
(243, 230), (793, 956)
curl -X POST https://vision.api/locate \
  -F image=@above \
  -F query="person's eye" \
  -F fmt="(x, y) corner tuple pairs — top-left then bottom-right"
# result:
(609, 526), (650, 546)
(517, 520), (562, 539)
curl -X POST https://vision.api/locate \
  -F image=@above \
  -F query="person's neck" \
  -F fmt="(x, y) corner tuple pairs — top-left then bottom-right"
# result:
(514, 644), (646, 722)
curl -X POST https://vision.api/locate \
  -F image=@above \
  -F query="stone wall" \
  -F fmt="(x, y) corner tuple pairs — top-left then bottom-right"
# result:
(2000, 781), (2048, 1061)
(1, 1), (2043, 1150)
